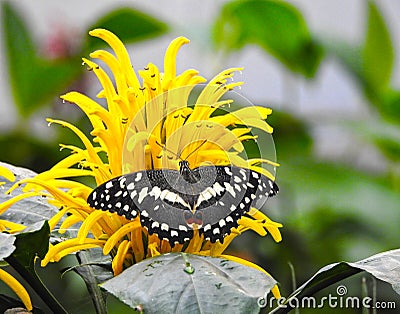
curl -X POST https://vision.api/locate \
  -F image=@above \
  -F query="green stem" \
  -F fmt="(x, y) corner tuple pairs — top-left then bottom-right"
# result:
(269, 267), (362, 314)
(6, 255), (68, 314)
(76, 251), (108, 314)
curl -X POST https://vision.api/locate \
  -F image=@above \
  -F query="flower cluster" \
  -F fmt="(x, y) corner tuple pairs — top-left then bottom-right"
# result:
(0, 29), (283, 304)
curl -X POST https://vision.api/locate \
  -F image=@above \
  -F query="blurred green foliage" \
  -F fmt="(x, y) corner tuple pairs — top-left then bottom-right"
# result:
(1, 0), (399, 312)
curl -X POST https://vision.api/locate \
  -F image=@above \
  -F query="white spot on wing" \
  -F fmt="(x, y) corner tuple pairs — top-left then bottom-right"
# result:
(219, 219), (226, 227)
(224, 167), (232, 175)
(138, 187), (149, 204)
(212, 182), (224, 195)
(149, 186), (162, 200)
(226, 216), (234, 223)
(234, 176), (242, 183)
(171, 230), (179, 237)
(204, 224), (211, 232)
(161, 223), (169, 231)
(105, 181), (113, 189)
(179, 225), (188, 231)
(223, 182), (236, 197)
(135, 172), (143, 182)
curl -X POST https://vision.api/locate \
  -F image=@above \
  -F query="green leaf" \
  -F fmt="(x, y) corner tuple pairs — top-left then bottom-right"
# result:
(101, 253), (277, 313)
(85, 7), (168, 51)
(12, 221), (50, 272)
(272, 249), (400, 313)
(362, 1), (394, 91)
(0, 233), (16, 261)
(71, 249), (113, 314)
(213, 0), (323, 77)
(1, 2), (82, 117)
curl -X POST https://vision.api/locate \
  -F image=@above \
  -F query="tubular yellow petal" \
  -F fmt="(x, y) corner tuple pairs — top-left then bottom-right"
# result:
(209, 230), (241, 256)
(271, 285), (282, 299)
(47, 119), (103, 166)
(237, 216), (267, 236)
(77, 210), (109, 244)
(148, 242), (161, 257)
(219, 254), (272, 276)
(184, 230), (204, 253)
(90, 50), (129, 102)
(0, 219), (26, 233)
(175, 69), (206, 87)
(0, 192), (42, 215)
(48, 206), (69, 231)
(41, 238), (105, 266)
(33, 168), (95, 182)
(89, 29), (140, 90)
(0, 268), (32, 311)
(61, 92), (109, 132)
(15, 178), (88, 209)
(249, 210), (283, 243)
(163, 37), (190, 91)
(0, 165), (15, 182)
(103, 221), (141, 255)
(112, 240), (130, 275)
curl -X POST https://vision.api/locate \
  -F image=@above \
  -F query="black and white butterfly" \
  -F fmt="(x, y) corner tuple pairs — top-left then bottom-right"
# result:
(87, 160), (278, 246)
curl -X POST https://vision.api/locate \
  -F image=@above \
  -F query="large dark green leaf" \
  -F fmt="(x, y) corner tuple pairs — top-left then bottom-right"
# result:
(272, 249), (400, 313)
(102, 253), (277, 313)
(11, 221), (50, 272)
(362, 1), (394, 92)
(85, 7), (168, 51)
(213, 0), (323, 77)
(70, 249), (113, 314)
(1, 2), (82, 117)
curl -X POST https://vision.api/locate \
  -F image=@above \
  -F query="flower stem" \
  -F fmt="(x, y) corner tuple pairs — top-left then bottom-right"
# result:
(5, 255), (68, 314)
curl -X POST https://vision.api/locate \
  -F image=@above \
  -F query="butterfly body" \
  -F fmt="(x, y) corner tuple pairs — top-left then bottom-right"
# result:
(87, 163), (278, 245)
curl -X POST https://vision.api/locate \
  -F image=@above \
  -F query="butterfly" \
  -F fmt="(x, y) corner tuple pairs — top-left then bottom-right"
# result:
(87, 158), (279, 246)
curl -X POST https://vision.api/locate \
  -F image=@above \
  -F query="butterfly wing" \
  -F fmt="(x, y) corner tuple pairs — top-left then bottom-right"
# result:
(87, 166), (278, 245)
(87, 174), (141, 220)
(191, 165), (278, 243)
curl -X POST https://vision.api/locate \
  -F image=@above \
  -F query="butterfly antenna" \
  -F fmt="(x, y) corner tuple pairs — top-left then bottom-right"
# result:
(184, 140), (207, 160)
(155, 141), (179, 159)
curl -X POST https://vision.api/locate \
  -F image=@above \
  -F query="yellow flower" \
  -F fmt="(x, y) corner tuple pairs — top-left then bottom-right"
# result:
(0, 29), (282, 297)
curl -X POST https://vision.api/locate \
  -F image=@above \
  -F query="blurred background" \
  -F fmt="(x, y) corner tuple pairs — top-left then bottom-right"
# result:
(1, 0), (399, 312)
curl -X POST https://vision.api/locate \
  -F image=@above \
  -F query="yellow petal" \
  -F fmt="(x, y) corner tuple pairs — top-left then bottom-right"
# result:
(112, 239), (130, 275)
(0, 165), (15, 182)
(89, 29), (140, 90)
(0, 268), (32, 311)
(162, 37), (190, 91)
(103, 220), (141, 255)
